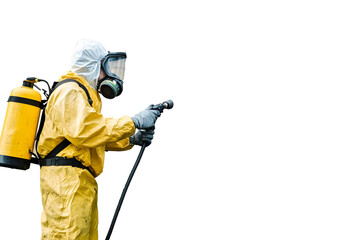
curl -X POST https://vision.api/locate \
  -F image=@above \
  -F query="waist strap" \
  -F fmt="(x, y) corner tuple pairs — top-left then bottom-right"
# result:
(40, 157), (95, 177)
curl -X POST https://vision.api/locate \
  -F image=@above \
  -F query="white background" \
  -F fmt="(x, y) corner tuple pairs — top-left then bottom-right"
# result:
(0, 0), (360, 239)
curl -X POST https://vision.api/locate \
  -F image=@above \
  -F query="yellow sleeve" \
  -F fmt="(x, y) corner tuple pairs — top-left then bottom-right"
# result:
(105, 138), (134, 151)
(47, 85), (135, 148)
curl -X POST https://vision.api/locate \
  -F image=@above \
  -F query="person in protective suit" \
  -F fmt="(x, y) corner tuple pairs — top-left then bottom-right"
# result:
(37, 39), (160, 239)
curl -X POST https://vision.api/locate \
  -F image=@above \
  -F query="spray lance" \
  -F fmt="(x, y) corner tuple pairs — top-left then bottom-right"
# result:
(105, 100), (174, 240)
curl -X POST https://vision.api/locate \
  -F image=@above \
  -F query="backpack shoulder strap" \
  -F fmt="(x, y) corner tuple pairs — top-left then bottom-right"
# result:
(38, 79), (94, 160)
(44, 139), (71, 159)
(52, 79), (93, 106)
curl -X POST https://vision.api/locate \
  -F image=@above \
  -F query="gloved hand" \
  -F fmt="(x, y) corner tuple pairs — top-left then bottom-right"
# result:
(129, 129), (155, 147)
(131, 105), (161, 129)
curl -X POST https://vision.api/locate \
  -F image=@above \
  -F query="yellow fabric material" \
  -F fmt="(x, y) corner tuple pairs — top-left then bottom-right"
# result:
(38, 72), (135, 176)
(40, 166), (98, 239)
(38, 72), (136, 239)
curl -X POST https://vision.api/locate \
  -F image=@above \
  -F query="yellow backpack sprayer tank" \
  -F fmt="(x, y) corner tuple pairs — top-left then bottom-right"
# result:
(0, 78), (42, 170)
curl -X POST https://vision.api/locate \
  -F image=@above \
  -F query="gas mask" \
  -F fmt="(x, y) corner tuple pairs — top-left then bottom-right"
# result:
(97, 52), (127, 99)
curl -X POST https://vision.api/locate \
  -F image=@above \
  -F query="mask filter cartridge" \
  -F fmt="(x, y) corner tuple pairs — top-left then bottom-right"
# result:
(98, 79), (123, 99)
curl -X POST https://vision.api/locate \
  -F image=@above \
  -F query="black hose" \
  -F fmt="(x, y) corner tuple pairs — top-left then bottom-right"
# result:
(37, 79), (51, 98)
(105, 143), (147, 240)
(105, 100), (173, 239)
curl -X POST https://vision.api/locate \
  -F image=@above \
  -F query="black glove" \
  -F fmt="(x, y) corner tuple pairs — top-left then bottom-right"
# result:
(131, 105), (161, 129)
(129, 129), (155, 147)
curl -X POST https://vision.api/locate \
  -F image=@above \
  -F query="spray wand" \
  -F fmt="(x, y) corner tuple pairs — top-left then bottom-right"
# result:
(105, 100), (174, 240)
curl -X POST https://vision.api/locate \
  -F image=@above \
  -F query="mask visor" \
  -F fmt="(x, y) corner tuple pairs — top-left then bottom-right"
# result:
(103, 52), (127, 80)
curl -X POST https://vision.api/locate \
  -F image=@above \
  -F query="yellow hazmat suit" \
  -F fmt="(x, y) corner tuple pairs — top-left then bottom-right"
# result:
(38, 72), (135, 239)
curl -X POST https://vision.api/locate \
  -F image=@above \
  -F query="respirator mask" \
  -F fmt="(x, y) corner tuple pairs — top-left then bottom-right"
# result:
(97, 52), (127, 99)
